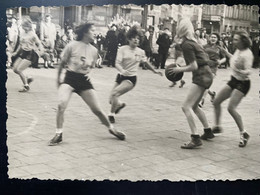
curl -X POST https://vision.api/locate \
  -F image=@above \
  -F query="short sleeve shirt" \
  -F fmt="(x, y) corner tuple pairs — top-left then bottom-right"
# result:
(230, 48), (253, 80)
(116, 45), (147, 76)
(181, 39), (209, 67)
(61, 41), (98, 74)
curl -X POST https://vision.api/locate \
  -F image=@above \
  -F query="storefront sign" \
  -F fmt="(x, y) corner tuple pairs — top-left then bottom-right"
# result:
(211, 16), (221, 21)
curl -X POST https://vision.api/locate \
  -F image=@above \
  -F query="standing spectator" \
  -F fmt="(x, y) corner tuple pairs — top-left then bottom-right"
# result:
(40, 14), (56, 50)
(200, 28), (208, 46)
(104, 25), (118, 67)
(66, 27), (75, 42)
(139, 29), (152, 69)
(146, 26), (159, 69)
(96, 32), (104, 52)
(156, 28), (172, 69)
(252, 35), (260, 68)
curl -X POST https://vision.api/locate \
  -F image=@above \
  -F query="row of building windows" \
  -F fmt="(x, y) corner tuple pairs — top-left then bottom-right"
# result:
(203, 5), (258, 22)
(225, 6), (258, 21)
(224, 25), (250, 32)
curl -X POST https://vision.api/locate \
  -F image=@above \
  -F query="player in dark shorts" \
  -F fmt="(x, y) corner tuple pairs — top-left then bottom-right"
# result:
(212, 30), (253, 147)
(167, 18), (215, 149)
(49, 23), (125, 146)
(108, 26), (162, 123)
(12, 18), (44, 92)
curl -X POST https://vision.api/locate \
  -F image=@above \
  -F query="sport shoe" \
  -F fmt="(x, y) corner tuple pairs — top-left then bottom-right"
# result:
(109, 128), (126, 140)
(239, 132), (250, 147)
(212, 126), (223, 134)
(115, 103), (126, 114)
(48, 133), (63, 146)
(18, 85), (30, 92)
(179, 80), (185, 88)
(201, 128), (215, 140)
(108, 115), (115, 123)
(181, 135), (202, 149)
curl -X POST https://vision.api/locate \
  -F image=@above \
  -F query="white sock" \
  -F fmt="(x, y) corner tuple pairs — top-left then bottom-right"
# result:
(109, 124), (114, 130)
(109, 112), (115, 116)
(56, 128), (63, 134)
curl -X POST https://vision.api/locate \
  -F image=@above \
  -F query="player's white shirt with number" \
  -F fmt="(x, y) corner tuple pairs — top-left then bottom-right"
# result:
(61, 41), (98, 74)
(116, 45), (147, 77)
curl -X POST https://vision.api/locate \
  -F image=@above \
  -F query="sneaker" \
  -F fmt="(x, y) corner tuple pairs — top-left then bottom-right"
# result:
(181, 135), (202, 149)
(27, 77), (34, 85)
(209, 91), (216, 102)
(18, 85), (30, 92)
(115, 103), (126, 114)
(239, 132), (250, 147)
(201, 128), (215, 140)
(108, 115), (115, 123)
(212, 126), (223, 134)
(109, 128), (126, 140)
(48, 133), (63, 146)
(179, 80), (185, 88)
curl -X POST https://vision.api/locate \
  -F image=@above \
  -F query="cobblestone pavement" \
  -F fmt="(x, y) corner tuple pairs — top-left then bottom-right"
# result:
(5, 65), (260, 181)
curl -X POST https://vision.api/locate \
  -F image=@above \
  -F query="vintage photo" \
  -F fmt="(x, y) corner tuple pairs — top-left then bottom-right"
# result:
(5, 4), (260, 181)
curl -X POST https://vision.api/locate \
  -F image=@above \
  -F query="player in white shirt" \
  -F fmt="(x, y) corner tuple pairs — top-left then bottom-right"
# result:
(12, 18), (44, 92)
(212, 30), (253, 147)
(108, 26), (162, 123)
(49, 23), (125, 146)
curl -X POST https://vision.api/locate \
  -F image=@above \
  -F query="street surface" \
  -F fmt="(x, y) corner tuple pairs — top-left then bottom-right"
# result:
(6, 65), (260, 181)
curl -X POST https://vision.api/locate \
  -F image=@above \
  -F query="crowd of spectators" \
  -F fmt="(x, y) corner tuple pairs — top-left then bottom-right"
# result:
(6, 14), (260, 70)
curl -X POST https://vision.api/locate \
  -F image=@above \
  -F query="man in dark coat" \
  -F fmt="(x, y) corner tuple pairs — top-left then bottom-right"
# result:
(156, 28), (172, 69)
(104, 25), (118, 67)
(252, 35), (260, 68)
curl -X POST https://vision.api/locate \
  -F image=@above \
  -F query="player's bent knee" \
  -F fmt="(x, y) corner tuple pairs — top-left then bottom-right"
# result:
(227, 106), (235, 114)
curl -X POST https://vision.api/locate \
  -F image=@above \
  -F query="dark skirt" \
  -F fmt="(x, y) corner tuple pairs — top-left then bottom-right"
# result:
(192, 65), (213, 89)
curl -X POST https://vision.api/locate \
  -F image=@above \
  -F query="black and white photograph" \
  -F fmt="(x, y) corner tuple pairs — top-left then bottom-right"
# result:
(4, 1), (260, 184)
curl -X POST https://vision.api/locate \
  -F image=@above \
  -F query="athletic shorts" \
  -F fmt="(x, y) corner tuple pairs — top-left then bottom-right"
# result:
(63, 71), (94, 95)
(192, 65), (213, 89)
(17, 49), (35, 62)
(227, 76), (250, 95)
(115, 74), (137, 87)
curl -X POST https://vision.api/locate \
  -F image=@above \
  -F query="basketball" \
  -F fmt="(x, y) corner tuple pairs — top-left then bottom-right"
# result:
(165, 63), (184, 82)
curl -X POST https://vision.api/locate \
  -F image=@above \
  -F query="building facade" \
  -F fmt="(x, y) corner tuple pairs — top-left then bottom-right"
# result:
(202, 4), (259, 35)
